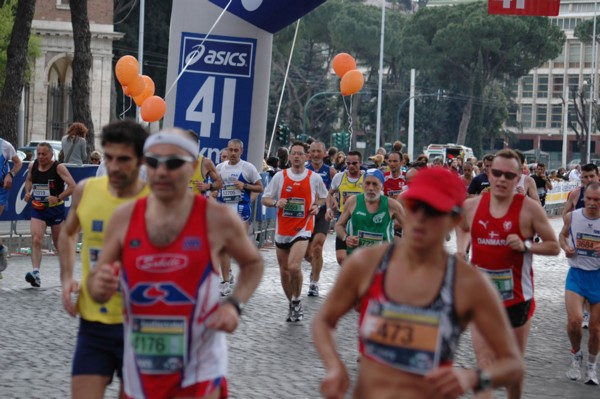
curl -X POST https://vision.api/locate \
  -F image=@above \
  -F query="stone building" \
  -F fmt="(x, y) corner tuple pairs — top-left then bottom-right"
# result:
(26, 0), (122, 145)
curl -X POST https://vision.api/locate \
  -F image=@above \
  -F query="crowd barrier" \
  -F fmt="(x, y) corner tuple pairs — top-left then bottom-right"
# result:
(544, 180), (579, 216)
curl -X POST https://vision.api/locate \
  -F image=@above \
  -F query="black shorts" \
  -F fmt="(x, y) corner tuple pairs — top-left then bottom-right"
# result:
(335, 236), (347, 251)
(72, 319), (124, 380)
(311, 207), (329, 238)
(505, 299), (534, 328)
(275, 236), (310, 250)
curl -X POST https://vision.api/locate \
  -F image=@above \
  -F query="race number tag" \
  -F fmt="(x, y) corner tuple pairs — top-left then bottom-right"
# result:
(88, 247), (101, 268)
(32, 183), (50, 202)
(222, 184), (243, 203)
(575, 232), (600, 258)
(360, 300), (441, 375)
(341, 191), (361, 208)
(358, 230), (384, 247)
(283, 198), (305, 218)
(131, 317), (187, 374)
(478, 267), (514, 301)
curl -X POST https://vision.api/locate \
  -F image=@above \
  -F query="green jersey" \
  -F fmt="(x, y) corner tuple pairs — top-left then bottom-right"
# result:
(346, 194), (393, 254)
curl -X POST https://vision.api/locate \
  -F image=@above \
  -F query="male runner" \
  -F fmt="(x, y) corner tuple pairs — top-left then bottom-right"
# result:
(215, 139), (263, 296)
(326, 150), (365, 266)
(23, 142), (76, 287)
(59, 120), (150, 398)
(88, 129), (264, 399)
(457, 148), (560, 399)
(531, 163), (552, 207)
(335, 169), (402, 254)
(560, 182), (600, 385)
(383, 151), (405, 201)
(262, 142), (327, 321)
(467, 154), (495, 195)
(186, 131), (223, 196)
(0, 138), (22, 278)
(305, 140), (336, 297)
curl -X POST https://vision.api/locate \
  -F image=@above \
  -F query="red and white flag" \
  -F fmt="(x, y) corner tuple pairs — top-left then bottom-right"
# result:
(488, 0), (560, 16)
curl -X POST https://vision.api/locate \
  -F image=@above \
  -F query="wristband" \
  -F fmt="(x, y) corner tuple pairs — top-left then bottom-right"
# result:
(8, 171), (14, 178)
(224, 296), (243, 316)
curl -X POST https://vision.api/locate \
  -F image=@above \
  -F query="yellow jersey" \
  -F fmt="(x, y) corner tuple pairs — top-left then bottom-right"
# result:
(188, 155), (206, 194)
(76, 176), (150, 324)
(338, 172), (364, 212)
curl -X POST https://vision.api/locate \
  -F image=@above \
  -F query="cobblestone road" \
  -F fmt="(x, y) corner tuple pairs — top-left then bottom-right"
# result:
(0, 217), (597, 398)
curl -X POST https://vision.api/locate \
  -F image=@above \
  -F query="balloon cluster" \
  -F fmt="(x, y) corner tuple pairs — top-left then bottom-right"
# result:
(115, 55), (167, 123)
(332, 53), (364, 96)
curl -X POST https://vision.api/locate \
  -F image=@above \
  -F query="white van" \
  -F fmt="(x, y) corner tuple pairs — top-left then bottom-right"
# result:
(424, 144), (475, 163)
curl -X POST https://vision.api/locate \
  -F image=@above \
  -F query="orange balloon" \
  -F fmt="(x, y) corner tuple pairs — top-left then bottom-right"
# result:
(141, 96), (167, 123)
(340, 70), (364, 96)
(133, 76), (155, 106)
(123, 85), (131, 97)
(332, 53), (357, 79)
(128, 75), (146, 97)
(115, 55), (139, 86)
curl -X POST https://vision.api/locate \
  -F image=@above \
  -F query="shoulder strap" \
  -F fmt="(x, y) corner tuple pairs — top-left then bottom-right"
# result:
(378, 241), (396, 272)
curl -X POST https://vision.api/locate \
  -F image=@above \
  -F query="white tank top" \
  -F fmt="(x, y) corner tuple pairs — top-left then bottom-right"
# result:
(568, 208), (600, 271)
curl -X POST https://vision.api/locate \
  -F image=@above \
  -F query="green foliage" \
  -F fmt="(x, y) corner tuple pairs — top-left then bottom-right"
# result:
(0, 0), (39, 91)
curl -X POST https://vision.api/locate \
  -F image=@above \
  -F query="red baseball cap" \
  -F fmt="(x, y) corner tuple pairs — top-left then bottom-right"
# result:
(401, 167), (466, 213)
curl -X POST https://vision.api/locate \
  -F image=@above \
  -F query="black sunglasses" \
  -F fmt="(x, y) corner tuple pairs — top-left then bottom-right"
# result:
(347, 161), (360, 165)
(490, 169), (518, 180)
(403, 199), (456, 218)
(144, 154), (195, 170)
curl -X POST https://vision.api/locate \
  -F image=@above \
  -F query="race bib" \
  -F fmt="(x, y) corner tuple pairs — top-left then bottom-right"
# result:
(341, 191), (361, 208)
(131, 316), (187, 374)
(283, 198), (306, 218)
(479, 267), (514, 301)
(222, 184), (243, 203)
(32, 183), (50, 202)
(387, 190), (402, 197)
(358, 230), (384, 247)
(88, 247), (101, 268)
(361, 300), (441, 375)
(575, 232), (600, 258)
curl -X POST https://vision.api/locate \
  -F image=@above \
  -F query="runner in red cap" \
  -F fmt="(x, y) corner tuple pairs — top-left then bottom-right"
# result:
(313, 167), (523, 399)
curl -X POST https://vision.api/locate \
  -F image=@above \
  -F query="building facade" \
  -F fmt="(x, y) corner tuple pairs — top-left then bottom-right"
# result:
(26, 0), (122, 145)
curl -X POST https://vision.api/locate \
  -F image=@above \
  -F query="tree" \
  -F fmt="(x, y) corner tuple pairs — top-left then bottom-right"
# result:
(0, 0), (36, 145)
(400, 2), (565, 147)
(70, 0), (94, 155)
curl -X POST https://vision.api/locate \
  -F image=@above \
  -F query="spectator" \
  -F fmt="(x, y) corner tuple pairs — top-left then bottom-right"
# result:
(89, 151), (102, 165)
(367, 154), (384, 169)
(334, 151), (346, 171)
(276, 147), (290, 170)
(61, 122), (88, 165)
(24, 150), (34, 161)
(392, 140), (403, 153)
(557, 167), (569, 180)
(325, 146), (337, 166)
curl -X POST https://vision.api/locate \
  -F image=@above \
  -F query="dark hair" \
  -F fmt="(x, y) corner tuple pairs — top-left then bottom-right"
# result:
(582, 163), (599, 174)
(328, 147), (338, 157)
(291, 141), (306, 153)
(392, 140), (403, 152)
(348, 150), (362, 161)
(66, 122), (88, 141)
(483, 153), (495, 162)
(513, 149), (525, 165)
(536, 162), (546, 168)
(101, 119), (149, 159)
(409, 161), (427, 169)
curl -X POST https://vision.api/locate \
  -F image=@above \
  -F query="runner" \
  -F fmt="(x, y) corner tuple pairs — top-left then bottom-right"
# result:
(382, 151), (405, 201)
(457, 149), (560, 399)
(335, 169), (402, 254)
(312, 167), (523, 399)
(215, 139), (263, 296)
(87, 129), (264, 399)
(560, 181), (600, 385)
(23, 142), (76, 287)
(326, 150), (365, 266)
(58, 120), (150, 398)
(467, 154), (495, 196)
(0, 138), (22, 279)
(305, 140), (336, 297)
(186, 131), (223, 196)
(261, 142), (327, 321)
(531, 163), (552, 207)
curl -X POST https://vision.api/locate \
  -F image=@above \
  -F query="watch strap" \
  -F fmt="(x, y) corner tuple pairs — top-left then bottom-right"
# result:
(224, 296), (242, 316)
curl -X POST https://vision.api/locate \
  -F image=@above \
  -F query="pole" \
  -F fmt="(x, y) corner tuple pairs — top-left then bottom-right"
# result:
(136, 0), (145, 123)
(408, 69), (416, 160)
(562, 99), (568, 168)
(303, 91), (340, 136)
(375, 0), (385, 150)
(588, 0), (597, 163)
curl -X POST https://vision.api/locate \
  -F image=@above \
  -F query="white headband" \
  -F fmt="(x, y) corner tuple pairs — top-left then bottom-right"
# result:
(143, 131), (198, 157)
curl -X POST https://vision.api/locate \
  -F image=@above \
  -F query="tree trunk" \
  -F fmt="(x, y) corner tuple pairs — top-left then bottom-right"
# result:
(456, 95), (473, 145)
(70, 0), (95, 157)
(0, 0), (36, 146)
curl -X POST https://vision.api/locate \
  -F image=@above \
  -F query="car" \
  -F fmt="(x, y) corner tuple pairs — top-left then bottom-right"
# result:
(18, 140), (62, 161)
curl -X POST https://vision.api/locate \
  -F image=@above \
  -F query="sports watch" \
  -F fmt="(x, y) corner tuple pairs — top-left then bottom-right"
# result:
(522, 239), (532, 253)
(473, 368), (492, 393)
(224, 296), (244, 316)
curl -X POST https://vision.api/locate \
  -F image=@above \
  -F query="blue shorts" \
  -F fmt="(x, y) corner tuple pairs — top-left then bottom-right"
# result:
(237, 203), (251, 222)
(72, 319), (124, 380)
(566, 267), (600, 305)
(0, 189), (8, 208)
(31, 204), (65, 226)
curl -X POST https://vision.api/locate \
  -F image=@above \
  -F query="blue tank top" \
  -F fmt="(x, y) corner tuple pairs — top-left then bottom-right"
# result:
(306, 162), (332, 190)
(576, 186), (585, 210)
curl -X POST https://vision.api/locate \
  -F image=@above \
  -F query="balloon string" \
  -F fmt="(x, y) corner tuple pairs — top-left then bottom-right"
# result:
(342, 95), (353, 152)
(120, 94), (133, 119)
(164, 0), (233, 99)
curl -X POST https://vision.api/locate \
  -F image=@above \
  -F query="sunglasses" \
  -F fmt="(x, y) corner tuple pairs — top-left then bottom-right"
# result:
(144, 154), (195, 170)
(403, 199), (455, 218)
(347, 161), (360, 166)
(490, 169), (518, 180)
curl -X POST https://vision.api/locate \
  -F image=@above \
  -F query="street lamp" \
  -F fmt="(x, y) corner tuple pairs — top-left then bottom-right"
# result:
(588, 0), (598, 163)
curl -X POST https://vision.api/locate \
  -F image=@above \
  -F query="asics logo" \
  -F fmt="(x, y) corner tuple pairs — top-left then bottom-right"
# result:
(182, 35), (254, 78)
(185, 44), (248, 68)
